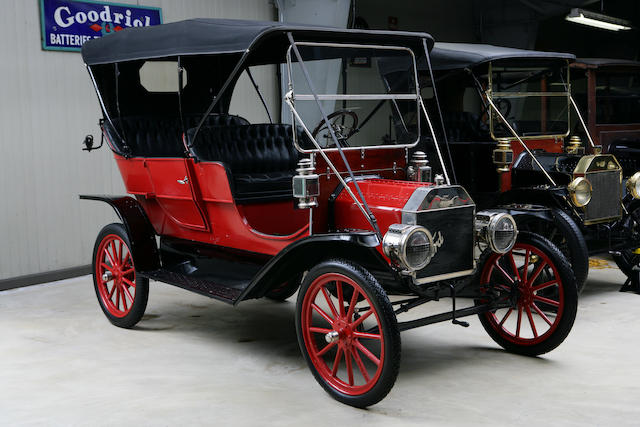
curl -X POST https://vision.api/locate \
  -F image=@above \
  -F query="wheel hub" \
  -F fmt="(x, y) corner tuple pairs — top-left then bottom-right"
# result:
(102, 271), (113, 282)
(325, 331), (340, 344)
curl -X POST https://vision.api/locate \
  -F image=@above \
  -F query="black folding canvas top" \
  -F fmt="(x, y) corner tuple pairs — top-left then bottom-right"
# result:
(429, 42), (575, 71)
(81, 18), (434, 65)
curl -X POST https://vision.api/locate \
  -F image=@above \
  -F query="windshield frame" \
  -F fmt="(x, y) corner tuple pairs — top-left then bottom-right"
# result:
(285, 41), (422, 154)
(486, 60), (572, 141)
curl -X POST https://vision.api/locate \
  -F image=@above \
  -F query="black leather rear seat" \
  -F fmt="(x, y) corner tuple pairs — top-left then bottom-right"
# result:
(105, 114), (249, 157)
(190, 124), (303, 203)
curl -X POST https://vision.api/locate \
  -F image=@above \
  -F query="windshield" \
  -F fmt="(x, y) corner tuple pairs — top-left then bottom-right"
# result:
(286, 43), (420, 151)
(488, 62), (570, 139)
(594, 71), (640, 124)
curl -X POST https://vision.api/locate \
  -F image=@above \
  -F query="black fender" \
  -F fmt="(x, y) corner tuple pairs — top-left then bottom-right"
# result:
(237, 232), (400, 304)
(499, 187), (569, 211)
(80, 195), (160, 272)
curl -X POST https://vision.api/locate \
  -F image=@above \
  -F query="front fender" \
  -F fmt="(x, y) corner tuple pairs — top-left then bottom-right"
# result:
(238, 232), (401, 303)
(80, 195), (160, 272)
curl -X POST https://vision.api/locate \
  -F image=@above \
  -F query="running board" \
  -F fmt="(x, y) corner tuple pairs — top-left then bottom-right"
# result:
(139, 269), (249, 304)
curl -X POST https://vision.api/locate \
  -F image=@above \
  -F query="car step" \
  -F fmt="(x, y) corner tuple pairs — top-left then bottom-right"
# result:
(139, 269), (248, 304)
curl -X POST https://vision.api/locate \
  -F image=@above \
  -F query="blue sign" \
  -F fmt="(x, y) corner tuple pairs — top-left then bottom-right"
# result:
(39, 0), (162, 52)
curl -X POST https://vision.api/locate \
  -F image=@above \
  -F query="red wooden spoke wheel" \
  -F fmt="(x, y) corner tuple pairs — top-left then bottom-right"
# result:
(92, 223), (149, 329)
(96, 234), (137, 317)
(475, 232), (577, 356)
(296, 259), (400, 408)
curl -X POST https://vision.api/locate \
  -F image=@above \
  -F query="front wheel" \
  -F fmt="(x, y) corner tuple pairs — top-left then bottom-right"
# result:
(92, 223), (149, 329)
(295, 259), (400, 408)
(474, 232), (577, 356)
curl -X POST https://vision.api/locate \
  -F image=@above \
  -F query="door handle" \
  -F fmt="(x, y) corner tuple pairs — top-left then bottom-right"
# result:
(177, 176), (189, 185)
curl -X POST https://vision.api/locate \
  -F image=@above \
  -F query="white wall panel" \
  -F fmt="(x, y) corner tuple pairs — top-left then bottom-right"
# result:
(0, 0), (275, 281)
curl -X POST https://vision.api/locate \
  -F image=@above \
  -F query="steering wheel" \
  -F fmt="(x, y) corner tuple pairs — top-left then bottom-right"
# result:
(311, 110), (359, 147)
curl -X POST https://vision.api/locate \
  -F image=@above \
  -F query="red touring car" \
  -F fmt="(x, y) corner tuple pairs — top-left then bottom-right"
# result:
(80, 19), (577, 407)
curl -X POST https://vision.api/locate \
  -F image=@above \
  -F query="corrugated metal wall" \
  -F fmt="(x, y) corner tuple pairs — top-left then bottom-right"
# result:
(0, 0), (276, 282)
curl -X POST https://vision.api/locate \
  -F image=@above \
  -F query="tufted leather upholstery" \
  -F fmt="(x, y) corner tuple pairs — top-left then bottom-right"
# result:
(191, 124), (303, 203)
(105, 114), (249, 157)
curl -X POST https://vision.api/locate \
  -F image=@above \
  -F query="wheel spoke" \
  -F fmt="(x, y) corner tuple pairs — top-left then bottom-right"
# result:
(494, 261), (515, 284)
(116, 240), (123, 264)
(104, 246), (116, 267)
(353, 331), (381, 340)
(346, 288), (359, 322)
(110, 241), (119, 266)
(532, 303), (554, 326)
(351, 347), (370, 382)
(122, 251), (131, 266)
(499, 308), (513, 326)
(515, 305), (523, 338)
(121, 287), (128, 311)
(316, 340), (336, 357)
(350, 309), (373, 329)
(522, 250), (531, 282)
(321, 287), (339, 319)
(309, 327), (332, 334)
(312, 303), (335, 325)
(121, 268), (135, 277)
(525, 305), (538, 338)
(100, 263), (115, 274)
(528, 260), (548, 286)
(532, 279), (558, 292)
(108, 282), (117, 300)
(533, 295), (560, 307)
(336, 281), (345, 317)
(354, 340), (380, 366)
(331, 347), (343, 376)
(345, 350), (354, 386)
(115, 286), (121, 310)
(508, 252), (521, 281)
(122, 277), (136, 288)
(123, 285), (134, 304)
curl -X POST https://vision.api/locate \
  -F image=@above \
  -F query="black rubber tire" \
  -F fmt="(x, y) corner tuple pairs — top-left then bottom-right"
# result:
(518, 209), (589, 293)
(92, 223), (149, 329)
(265, 273), (302, 302)
(295, 259), (400, 408)
(474, 232), (578, 356)
(613, 201), (640, 279)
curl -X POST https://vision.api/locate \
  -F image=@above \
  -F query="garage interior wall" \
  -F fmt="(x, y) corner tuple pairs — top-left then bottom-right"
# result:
(0, 0), (277, 285)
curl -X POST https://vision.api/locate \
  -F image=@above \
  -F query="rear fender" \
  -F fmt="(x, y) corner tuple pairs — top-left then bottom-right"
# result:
(80, 195), (160, 272)
(238, 232), (400, 303)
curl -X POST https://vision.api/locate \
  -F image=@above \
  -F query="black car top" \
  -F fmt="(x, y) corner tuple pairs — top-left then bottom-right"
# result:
(81, 18), (434, 65)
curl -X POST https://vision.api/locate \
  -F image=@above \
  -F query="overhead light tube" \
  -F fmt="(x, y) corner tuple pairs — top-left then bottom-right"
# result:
(566, 8), (632, 31)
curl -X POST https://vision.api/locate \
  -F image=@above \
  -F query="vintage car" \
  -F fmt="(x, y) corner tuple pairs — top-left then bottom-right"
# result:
(570, 58), (640, 285)
(80, 20), (577, 407)
(381, 43), (640, 293)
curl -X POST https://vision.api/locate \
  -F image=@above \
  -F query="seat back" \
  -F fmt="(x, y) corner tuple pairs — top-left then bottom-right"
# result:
(189, 124), (304, 203)
(190, 124), (300, 173)
(104, 114), (249, 157)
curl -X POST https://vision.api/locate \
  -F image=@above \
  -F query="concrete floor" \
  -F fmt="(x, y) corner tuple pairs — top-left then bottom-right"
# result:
(1, 260), (639, 426)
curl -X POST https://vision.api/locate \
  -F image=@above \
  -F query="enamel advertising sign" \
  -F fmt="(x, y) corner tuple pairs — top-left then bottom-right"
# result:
(39, 0), (162, 52)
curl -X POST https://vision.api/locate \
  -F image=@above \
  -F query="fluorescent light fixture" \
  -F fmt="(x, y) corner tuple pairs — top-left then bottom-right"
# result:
(566, 8), (632, 31)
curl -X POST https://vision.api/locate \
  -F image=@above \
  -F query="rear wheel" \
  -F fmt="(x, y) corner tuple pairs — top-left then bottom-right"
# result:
(295, 259), (400, 408)
(475, 232), (577, 356)
(92, 223), (149, 329)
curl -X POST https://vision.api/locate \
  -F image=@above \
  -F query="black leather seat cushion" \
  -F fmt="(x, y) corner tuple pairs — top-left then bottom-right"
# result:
(190, 124), (303, 203)
(105, 114), (249, 157)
